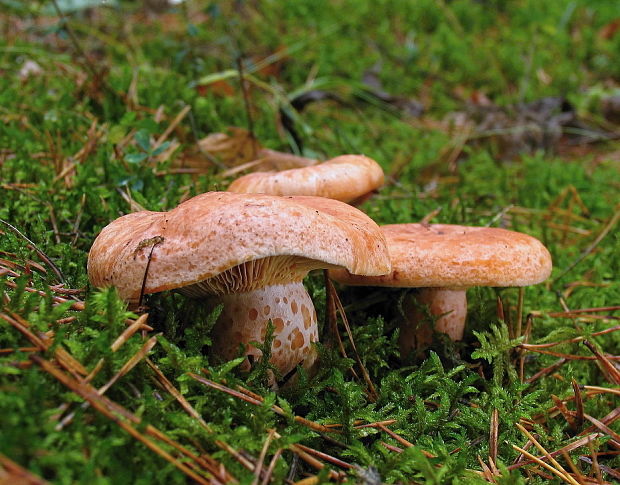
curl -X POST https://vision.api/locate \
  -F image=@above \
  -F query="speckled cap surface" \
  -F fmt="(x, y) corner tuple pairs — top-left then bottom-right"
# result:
(227, 155), (384, 203)
(329, 223), (552, 288)
(88, 192), (391, 301)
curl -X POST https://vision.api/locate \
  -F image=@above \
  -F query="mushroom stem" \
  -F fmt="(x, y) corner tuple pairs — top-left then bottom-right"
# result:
(400, 287), (467, 357)
(210, 281), (319, 378)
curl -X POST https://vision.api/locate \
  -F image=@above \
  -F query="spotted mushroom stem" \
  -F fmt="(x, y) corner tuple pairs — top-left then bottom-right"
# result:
(210, 281), (319, 378)
(399, 287), (467, 357)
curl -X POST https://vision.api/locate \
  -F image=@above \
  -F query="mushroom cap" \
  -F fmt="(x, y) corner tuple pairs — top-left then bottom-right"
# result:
(88, 192), (390, 301)
(227, 154), (384, 203)
(329, 223), (552, 289)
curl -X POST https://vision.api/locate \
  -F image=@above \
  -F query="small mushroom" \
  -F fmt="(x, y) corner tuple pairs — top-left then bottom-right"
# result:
(329, 224), (552, 357)
(227, 154), (384, 204)
(88, 192), (390, 377)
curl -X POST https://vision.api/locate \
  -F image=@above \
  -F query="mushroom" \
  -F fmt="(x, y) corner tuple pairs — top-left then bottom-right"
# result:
(88, 192), (390, 377)
(329, 224), (552, 357)
(227, 154), (384, 204)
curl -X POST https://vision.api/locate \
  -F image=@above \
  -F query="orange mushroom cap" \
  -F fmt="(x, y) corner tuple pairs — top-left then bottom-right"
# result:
(88, 192), (391, 302)
(330, 223), (552, 289)
(227, 155), (384, 203)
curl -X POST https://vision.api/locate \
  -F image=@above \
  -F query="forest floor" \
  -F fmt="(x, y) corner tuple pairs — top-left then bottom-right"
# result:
(1, 1), (619, 483)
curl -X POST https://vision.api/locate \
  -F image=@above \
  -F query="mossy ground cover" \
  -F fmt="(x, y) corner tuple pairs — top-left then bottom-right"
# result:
(1, 1), (619, 483)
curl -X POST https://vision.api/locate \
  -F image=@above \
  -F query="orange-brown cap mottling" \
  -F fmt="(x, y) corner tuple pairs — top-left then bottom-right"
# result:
(227, 155), (384, 203)
(88, 192), (390, 301)
(330, 223), (552, 289)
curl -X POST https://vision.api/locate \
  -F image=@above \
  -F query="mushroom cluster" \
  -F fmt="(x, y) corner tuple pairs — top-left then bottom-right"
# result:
(225, 153), (552, 358)
(88, 192), (390, 377)
(89, 151), (553, 377)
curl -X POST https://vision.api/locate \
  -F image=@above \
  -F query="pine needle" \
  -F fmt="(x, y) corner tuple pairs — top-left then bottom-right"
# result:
(582, 340), (620, 385)
(0, 452), (49, 485)
(327, 278), (379, 401)
(111, 314), (151, 351)
(489, 408), (499, 464)
(252, 429), (276, 485)
(189, 373), (339, 434)
(511, 443), (580, 485)
(30, 354), (224, 485)
(512, 423), (594, 485)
